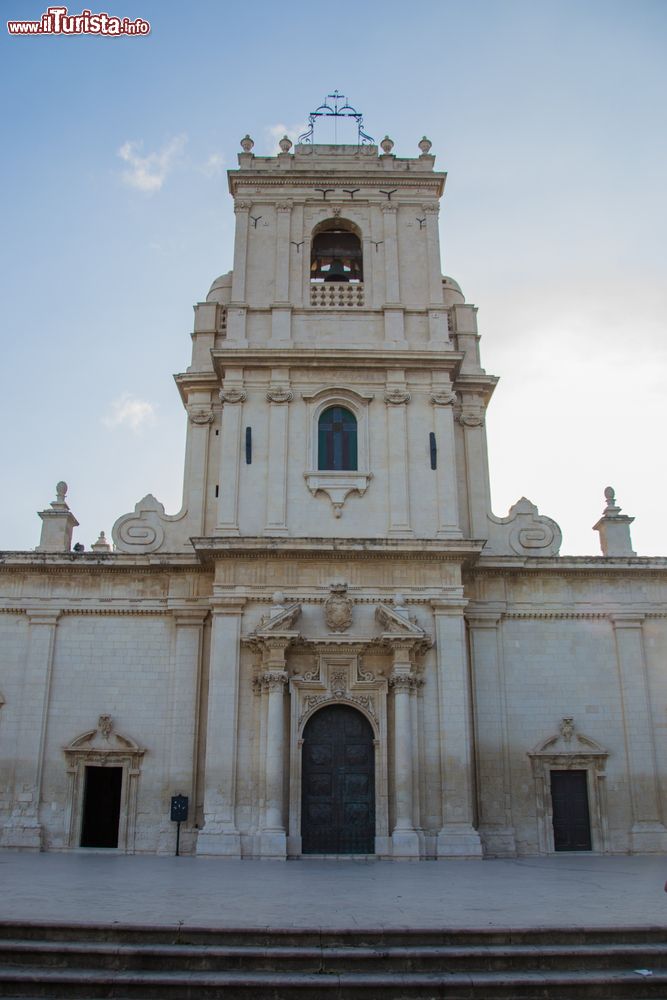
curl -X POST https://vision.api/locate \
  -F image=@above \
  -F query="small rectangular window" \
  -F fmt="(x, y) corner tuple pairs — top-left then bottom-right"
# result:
(429, 432), (437, 470)
(245, 427), (252, 464)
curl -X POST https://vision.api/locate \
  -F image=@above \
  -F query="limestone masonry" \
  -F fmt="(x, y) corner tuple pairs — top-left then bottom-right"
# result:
(2, 113), (666, 859)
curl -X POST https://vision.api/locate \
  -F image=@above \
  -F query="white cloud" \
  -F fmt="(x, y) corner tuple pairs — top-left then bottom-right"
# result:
(200, 152), (225, 177)
(117, 134), (187, 193)
(103, 393), (157, 432)
(264, 121), (307, 153)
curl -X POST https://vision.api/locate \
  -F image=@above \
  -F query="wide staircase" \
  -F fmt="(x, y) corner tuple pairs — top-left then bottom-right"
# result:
(0, 922), (665, 998)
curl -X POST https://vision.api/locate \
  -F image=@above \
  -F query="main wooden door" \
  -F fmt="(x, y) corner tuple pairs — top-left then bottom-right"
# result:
(551, 769), (592, 851)
(301, 705), (375, 854)
(80, 765), (122, 848)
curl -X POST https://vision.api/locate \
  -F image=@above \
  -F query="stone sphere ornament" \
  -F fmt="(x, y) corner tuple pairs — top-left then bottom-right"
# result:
(418, 136), (432, 154)
(240, 134), (254, 152)
(279, 135), (292, 153)
(380, 135), (394, 154)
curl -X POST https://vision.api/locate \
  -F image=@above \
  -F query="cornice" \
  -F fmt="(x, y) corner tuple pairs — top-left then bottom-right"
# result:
(467, 555), (667, 578)
(0, 552), (206, 575)
(229, 175), (445, 197)
(211, 348), (465, 373)
(191, 536), (484, 564)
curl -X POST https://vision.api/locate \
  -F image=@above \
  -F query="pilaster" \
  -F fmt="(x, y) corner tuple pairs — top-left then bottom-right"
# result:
(466, 609), (516, 856)
(384, 377), (412, 535)
(157, 608), (208, 855)
(264, 372), (292, 534)
(258, 637), (290, 859)
(216, 372), (246, 535)
(197, 596), (246, 856)
(430, 383), (462, 538)
(433, 598), (483, 858)
(2, 610), (60, 850)
(183, 398), (214, 536)
(228, 200), (250, 343)
(459, 397), (490, 540)
(610, 613), (667, 851)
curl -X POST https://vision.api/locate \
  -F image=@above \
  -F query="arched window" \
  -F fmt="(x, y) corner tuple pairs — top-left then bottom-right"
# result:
(311, 223), (363, 283)
(318, 406), (357, 471)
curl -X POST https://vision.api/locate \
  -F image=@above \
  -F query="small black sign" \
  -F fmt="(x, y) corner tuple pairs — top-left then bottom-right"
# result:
(170, 794), (188, 823)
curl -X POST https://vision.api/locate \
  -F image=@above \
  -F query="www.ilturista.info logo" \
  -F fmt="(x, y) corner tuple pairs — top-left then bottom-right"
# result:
(7, 6), (150, 35)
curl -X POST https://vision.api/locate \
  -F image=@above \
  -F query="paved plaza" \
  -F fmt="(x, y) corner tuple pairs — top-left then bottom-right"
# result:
(1, 852), (665, 931)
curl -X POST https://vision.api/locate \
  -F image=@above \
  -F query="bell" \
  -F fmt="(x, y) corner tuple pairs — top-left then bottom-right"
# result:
(324, 259), (349, 282)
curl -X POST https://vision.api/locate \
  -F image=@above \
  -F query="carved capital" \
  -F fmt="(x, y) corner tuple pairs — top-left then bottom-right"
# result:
(423, 202), (439, 214)
(188, 407), (214, 425)
(219, 388), (247, 405)
(234, 200), (251, 213)
(380, 202), (398, 213)
(384, 388), (411, 405)
(458, 409), (484, 427)
(430, 390), (457, 406)
(276, 201), (293, 213)
(261, 670), (288, 692)
(389, 672), (418, 691)
(266, 387), (293, 404)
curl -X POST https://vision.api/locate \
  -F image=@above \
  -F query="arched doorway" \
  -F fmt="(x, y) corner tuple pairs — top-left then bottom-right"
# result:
(301, 704), (375, 854)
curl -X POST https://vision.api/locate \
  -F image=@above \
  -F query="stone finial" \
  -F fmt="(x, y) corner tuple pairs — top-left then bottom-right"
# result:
(380, 135), (394, 154)
(393, 593), (409, 618)
(418, 136), (432, 155)
(91, 531), (112, 552)
(270, 592), (286, 616)
(36, 480), (79, 552)
(278, 135), (292, 153)
(593, 486), (636, 557)
(240, 134), (254, 152)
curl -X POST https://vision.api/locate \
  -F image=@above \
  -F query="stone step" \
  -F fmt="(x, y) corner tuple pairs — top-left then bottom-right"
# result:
(0, 923), (665, 998)
(0, 966), (666, 999)
(1, 938), (666, 973)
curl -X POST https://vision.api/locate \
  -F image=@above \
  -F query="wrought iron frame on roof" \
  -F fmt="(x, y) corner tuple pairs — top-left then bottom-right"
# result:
(298, 91), (375, 146)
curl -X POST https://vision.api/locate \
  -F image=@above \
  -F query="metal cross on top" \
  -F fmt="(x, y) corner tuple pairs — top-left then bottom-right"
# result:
(298, 91), (375, 146)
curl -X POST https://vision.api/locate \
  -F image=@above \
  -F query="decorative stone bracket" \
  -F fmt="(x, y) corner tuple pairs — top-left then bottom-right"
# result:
(486, 497), (562, 557)
(304, 471), (372, 518)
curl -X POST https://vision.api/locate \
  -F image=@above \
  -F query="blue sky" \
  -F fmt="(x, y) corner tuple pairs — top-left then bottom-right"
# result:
(2, 0), (666, 554)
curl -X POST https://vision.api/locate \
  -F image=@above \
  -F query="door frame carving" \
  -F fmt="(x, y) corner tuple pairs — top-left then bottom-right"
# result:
(528, 717), (609, 854)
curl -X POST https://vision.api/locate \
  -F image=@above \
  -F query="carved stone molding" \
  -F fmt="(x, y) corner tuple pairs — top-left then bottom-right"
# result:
(380, 202), (398, 213)
(234, 200), (251, 212)
(388, 673), (420, 690)
(219, 388), (247, 405)
(324, 583), (353, 633)
(430, 390), (457, 406)
(384, 388), (411, 405)
(276, 201), (293, 213)
(266, 387), (293, 404)
(423, 202), (439, 214)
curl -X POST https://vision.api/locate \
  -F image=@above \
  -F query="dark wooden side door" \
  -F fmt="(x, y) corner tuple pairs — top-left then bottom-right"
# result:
(301, 705), (375, 854)
(551, 769), (592, 851)
(80, 765), (122, 848)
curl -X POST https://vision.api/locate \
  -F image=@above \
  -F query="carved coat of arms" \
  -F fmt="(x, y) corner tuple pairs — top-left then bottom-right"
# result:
(324, 584), (353, 632)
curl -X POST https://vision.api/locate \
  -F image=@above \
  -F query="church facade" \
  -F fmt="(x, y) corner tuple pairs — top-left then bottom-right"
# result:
(2, 113), (666, 860)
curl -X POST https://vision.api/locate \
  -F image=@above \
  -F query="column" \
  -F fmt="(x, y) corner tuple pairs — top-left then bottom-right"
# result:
(389, 642), (420, 857)
(385, 379), (412, 535)
(2, 610), (60, 849)
(430, 385), (462, 538)
(197, 597), (245, 856)
(433, 598), (483, 857)
(228, 200), (250, 343)
(157, 608), (208, 854)
(265, 373), (291, 534)
(467, 610), (516, 856)
(216, 374), (245, 535)
(611, 613), (667, 851)
(259, 638), (289, 858)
